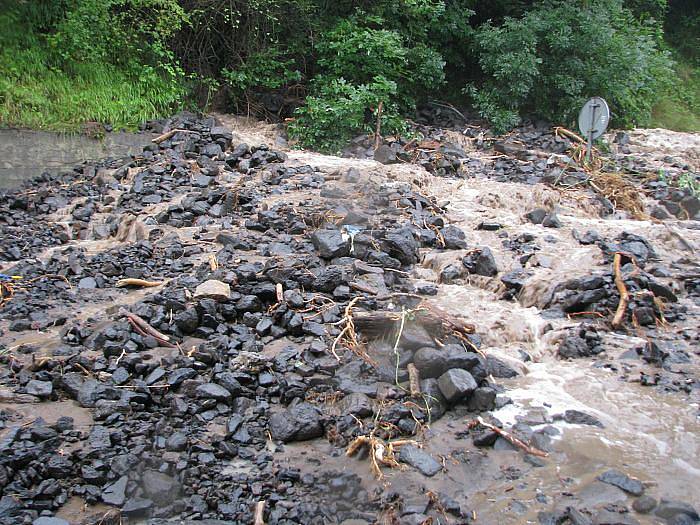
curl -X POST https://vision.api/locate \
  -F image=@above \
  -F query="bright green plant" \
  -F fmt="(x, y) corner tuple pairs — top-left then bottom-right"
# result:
(288, 76), (407, 153)
(468, 0), (673, 132)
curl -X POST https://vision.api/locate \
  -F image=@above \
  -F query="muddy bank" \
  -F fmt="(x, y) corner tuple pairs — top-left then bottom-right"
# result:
(0, 112), (699, 525)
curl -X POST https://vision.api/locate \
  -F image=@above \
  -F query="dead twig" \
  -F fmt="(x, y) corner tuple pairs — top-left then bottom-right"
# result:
(115, 278), (163, 288)
(122, 311), (176, 348)
(254, 500), (266, 525)
(469, 417), (548, 457)
(612, 252), (630, 328)
(407, 364), (421, 398)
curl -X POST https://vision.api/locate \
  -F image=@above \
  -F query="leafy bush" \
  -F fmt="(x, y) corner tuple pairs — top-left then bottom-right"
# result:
(288, 13), (444, 150)
(288, 76), (406, 153)
(468, 0), (673, 132)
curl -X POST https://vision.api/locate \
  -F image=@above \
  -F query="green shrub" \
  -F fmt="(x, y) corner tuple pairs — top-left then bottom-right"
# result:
(288, 76), (406, 153)
(468, 0), (673, 132)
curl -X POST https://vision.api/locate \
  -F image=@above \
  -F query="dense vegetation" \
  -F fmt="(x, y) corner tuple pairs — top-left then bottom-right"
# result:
(0, 0), (697, 149)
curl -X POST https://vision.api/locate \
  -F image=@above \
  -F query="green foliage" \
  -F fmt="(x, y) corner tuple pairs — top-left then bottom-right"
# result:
(651, 56), (700, 132)
(468, 0), (673, 132)
(221, 49), (301, 97)
(288, 76), (406, 153)
(0, 4), (187, 131)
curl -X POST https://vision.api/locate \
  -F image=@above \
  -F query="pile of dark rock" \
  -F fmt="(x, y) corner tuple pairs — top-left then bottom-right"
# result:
(0, 113), (525, 525)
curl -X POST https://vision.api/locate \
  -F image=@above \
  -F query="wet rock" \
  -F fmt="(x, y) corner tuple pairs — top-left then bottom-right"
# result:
(142, 470), (181, 506)
(33, 518), (70, 525)
(78, 276), (98, 289)
(526, 208), (547, 224)
(374, 144), (398, 164)
(383, 228), (419, 265)
(468, 387), (497, 411)
(194, 279), (231, 301)
(440, 225), (467, 249)
(196, 383), (232, 402)
(561, 410), (604, 428)
(413, 345), (481, 378)
(102, 475), (128, 506)
(122, 497), (153, 515)
(338, 393), (374, 418)
(632, 496), (656, 514)
(269, 402), (323, 442)
(437, 368), (477, 403)
(311, 229), (350, 259)
(25, 379), (53, 398)
(597, 469), (644, 496)
(486, 356), (519, 378)
(398, 445), (442, 476)
(542, 213), (562, 228)
(419, 378), (448, 420)
(166, 432), (188, 451)
(174, 308), (199, 333)
(654, 500), (699, 521)
(462, 247), (498, 276)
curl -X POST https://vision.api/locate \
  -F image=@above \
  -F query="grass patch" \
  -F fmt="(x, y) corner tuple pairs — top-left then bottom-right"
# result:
(650, 58), (700, 132)
(0, 12), (184, 132)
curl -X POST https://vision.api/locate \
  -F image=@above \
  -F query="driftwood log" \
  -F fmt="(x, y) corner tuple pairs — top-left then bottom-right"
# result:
(352, 302), (475, 341)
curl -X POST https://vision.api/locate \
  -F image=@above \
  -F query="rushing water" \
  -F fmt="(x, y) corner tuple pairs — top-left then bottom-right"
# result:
(0, 128), (154, 189)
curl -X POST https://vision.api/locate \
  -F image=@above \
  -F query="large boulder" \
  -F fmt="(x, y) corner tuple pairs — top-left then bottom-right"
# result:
(413, 345), (482, 379)
(269, 402), (323, 442)
(437, 369), (477, 403)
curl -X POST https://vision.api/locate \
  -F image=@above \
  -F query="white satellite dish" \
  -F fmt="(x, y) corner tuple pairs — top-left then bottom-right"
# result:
(578, 97), (610, 162)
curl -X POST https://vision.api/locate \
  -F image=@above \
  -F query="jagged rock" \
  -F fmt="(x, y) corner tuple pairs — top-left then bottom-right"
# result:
(437, 369), (477, 403)
(597, 469), (644, 496)
(102, 475), (128, 506)
(269, 402), (323, 442)
(142, 470), (181, 506)
(413, 346), (481, 378)
(398, 445), (442, 476)
(25, 380), (53, 398)
(196, 383), (231, 402)
(194, 279), (231, 301)
(311, 229), (350, 259)
(462, 247), (498, 276)
(562, 410), (604, 428)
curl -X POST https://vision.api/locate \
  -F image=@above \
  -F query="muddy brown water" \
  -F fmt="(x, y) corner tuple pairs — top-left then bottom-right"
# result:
(0, 129), (154, 189)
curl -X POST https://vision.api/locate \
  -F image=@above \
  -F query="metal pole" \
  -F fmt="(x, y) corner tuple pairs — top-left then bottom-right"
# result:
(586, 102), (598, 163)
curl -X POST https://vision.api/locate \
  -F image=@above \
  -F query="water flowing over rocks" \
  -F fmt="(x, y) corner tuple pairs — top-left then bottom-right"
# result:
(0, 111), (698, 524)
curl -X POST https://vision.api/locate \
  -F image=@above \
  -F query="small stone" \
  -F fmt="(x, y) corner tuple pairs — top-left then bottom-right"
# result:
(398, 445), (442, 476)
(542, 213), (562, 228)
(338, 393), (374, 418)
(196, 383), (232, 402)
(562, 410), (604, 428)
(311, 229), (349, 259)
(374, 144), (397, 164)
(526, 208), (547, 224)
(632, 496), (656, 514)
(26, 380), (53, 398)
(462, 247), (498, 276)
(102, 475), (128, 506)
(194, 279), (231, 301)
(78, 277), (98, 289)
(142, 470), (180, 505)
(597, 469), (644, 496)
(33, 518), (70, 525)
(654, 500), (699, 521)
(440, 225), (467, 249)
